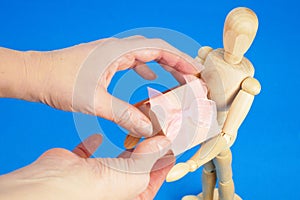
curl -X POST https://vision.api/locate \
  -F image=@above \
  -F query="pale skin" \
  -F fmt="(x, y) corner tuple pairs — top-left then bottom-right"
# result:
(0, 37), (201, 199)
(0, 134), (175, 200)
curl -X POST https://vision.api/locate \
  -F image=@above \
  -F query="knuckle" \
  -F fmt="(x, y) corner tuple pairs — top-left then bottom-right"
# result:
(150, 38), (167, 45)
(133, 35), (147, 39)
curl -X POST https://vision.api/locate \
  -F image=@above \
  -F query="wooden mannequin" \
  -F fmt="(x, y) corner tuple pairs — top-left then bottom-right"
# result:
(166, 7), (260, 200)
(124, 7), (261, 200)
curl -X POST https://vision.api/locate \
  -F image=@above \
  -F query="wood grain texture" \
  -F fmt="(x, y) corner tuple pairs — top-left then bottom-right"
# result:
(168, 8), (261, 200)
(201, 48), (254, 126)
(223, 7), (258, 64)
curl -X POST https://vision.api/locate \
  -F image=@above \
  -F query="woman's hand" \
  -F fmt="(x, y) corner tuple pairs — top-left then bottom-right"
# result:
(19, 36), (202, 138)
(0, 134), (175, 200)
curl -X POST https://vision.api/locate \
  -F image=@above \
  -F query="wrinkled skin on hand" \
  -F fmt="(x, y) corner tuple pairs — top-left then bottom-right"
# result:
(24, 36), (202, 138)
(0, 134), (175, 200)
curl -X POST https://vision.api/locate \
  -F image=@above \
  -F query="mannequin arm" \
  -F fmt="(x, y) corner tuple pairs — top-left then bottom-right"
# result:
(222, 76), (261, 146)
(166, 77), (261, 182)
(193, 76), (261, 161)
(196, 46), (213, 64)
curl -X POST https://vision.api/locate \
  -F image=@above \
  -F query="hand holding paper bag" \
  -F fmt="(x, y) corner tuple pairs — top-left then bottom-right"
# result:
(125, 75), (220, 155)
(147, 75), (220, 155)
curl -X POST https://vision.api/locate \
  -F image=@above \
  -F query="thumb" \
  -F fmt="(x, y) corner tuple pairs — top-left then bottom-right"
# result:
(95, 91), (153, 138)
(93, 136), (171, 200)
(136, 154), (175, 200)
(98, 136), (171, 174)
(130, 136), (172, 173)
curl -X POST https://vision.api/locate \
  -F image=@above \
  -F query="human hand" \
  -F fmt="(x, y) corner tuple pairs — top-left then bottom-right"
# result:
(22, 36), (202, 138)
(0, 134), (175, 200)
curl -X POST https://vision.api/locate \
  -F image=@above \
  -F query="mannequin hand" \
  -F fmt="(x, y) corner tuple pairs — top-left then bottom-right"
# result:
(0, 134), (175, 200)
(22, 36), (201, 138)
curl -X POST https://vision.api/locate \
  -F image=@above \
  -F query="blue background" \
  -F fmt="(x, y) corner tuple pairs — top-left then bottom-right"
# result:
(0, 0), (299, 199)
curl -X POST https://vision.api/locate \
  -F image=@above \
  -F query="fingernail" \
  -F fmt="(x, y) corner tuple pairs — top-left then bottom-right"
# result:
(164, 149), (174, 157)
(149, 72), (157, 80)
(134, 118), (153, 137)
(156, 137), (172, 156)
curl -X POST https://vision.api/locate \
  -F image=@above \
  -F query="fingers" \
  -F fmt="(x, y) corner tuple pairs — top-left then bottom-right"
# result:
(136, 153), (175, 200)
(134, 60), (186, 85)
(128, 38), (203, 74)
(134, 62), (157, 80)
(89, 36), (203, 138)
(72, 134), (103, 158)
(92, 36), (201, 86)
(170, 69), (186, 85)
(156, 50), (200, 74)
(99, 136), (172, 174)
(95, 90), (153, 137)
(93, 157), (150, 200)
(103, 37), (202, 76)
(131, 48), (201, 75)
(160, 63), (186, 85)
(91, 136), (172, 200)
(117, 148), (134, 158)
(118, 37), (202, 83)
(129, 136), (172, 173)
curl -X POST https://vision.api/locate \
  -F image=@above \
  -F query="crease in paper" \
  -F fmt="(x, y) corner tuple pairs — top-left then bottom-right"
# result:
(148, 75), (220, 156)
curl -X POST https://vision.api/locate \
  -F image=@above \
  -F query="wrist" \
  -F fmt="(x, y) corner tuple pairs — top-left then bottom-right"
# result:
(0, 47), (50, 102)
(0, 48), (28, 99)
(21, 50), (52, 102)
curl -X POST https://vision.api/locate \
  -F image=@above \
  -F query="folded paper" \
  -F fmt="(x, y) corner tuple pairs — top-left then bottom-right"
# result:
(148, 75), (220, 156)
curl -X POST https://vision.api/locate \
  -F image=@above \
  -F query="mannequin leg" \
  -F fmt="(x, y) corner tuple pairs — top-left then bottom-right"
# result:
(202, 161), (217, 200)
(213, 148), (235, 200)
(181, 161), (216, 200)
